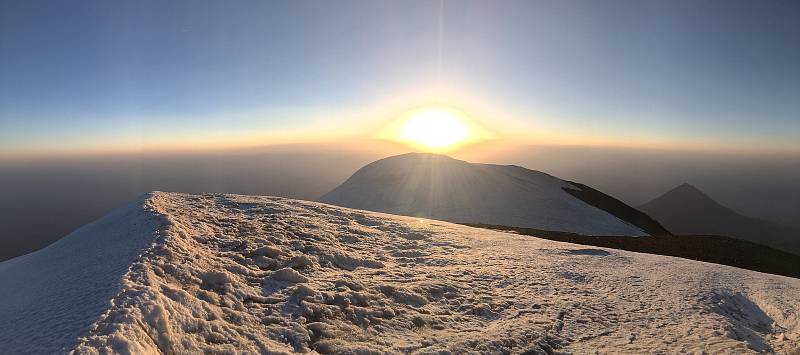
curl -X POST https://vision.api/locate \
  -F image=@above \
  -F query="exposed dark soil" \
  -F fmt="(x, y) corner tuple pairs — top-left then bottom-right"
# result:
(465, 223), (800, 279)
(638, 183), (800, 255)
(563, 181), (671, 236)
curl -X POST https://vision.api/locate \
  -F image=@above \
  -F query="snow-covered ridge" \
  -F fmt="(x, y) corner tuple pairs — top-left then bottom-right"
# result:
(0, 193), (169, 354)
(320, 153), (650, 236)
(1, 192), (799, 354)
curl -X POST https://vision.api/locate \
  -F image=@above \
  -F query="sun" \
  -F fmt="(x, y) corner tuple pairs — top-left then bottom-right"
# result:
(378, 105), (492, 152)
(400, 108), (469, 149)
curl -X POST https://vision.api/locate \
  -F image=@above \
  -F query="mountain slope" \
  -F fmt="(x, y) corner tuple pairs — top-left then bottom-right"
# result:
(640, 183), (800, 255)
(320, 153), (667, 236)
(1, 192), (799, 353)
(0, 193), (168, 353)
(468, 224), (800, 279)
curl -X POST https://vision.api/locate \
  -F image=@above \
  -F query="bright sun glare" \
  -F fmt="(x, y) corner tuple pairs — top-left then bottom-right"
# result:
(400, 108), (469, 149)
(380, 105), (491, 152)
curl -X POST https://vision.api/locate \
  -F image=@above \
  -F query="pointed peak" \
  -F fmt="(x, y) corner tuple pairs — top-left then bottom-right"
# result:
(649, 182), (721, 207)
(672, 183), (703, 194)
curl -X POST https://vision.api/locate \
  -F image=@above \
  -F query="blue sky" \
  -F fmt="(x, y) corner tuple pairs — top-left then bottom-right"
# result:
(1, 0), (799, 154)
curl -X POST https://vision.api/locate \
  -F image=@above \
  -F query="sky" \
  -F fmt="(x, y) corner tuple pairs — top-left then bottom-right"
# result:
(1, 0), (799, 156)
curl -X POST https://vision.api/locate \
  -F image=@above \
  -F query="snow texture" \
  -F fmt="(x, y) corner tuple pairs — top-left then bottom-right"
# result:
(320, 153), (647, 236)
(1, 192), (799, 354)
(0, 193), (168, 353)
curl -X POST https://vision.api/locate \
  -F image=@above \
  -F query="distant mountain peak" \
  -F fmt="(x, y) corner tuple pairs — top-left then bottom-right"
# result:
(652, 183), (721, 207)
(640, 183), (800, 255)
(676, 182), (697, 189)
(320, 153), (664, 236)
(673, 183), (703, 194)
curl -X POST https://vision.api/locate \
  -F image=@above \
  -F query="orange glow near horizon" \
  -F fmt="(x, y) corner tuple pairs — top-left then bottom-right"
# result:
(3, 97), (799, 160)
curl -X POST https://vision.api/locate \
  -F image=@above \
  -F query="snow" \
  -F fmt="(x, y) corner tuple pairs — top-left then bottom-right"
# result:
(1, 191), (799, 354)
(320, 153), (647, 236)
(271, 268), (310, 283)
(0, 193), (167, 353)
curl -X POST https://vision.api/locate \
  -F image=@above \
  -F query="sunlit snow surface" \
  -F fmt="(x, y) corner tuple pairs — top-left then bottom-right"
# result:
(1, 192), (799, 354)
(320, 153), (647, 236)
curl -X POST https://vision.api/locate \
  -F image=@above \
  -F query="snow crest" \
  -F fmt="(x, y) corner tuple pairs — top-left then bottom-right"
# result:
(2, 192), (800, 354)
(0, 193), (168, 354)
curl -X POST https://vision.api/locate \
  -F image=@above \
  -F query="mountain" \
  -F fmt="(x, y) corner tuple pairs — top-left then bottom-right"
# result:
(640, 183), (800, 255)
(320, 153), (668, 236)
(468, 224), (800, 279)
(2, 192), (799, 353)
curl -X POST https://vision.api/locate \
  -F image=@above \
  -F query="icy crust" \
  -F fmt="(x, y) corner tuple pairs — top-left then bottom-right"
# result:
(63, 192), (800, 354)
